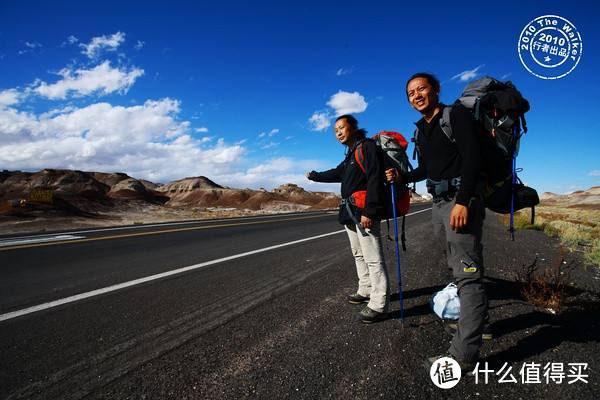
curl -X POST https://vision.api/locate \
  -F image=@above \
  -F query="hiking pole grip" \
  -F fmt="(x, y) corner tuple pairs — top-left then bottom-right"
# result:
(390, 182), (404, 321)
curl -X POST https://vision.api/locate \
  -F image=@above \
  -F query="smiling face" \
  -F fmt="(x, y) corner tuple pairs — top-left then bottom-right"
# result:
(406, 77), (439, 115)
(334, 117), (355, 145)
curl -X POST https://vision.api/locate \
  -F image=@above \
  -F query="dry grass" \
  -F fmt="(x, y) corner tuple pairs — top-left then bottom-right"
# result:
(586, 239), (600, 267)
(515, 248), (574, 314)
(503, 205), (600, 267)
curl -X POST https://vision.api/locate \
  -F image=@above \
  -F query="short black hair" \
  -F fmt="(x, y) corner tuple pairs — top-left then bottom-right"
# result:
(405, 72), (440, 95)
(335, 114), (367, 139)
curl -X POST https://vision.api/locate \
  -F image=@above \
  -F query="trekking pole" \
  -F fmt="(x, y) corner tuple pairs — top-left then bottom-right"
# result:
(389, 182), (404, 322)
(509, 125), (517, 241)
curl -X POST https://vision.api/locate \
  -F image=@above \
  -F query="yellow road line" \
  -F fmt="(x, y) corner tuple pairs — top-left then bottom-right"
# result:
(0, 214), (331, 252)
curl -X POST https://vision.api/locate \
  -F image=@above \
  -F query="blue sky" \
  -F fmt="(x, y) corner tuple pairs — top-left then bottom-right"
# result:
(0, 0), (598, 194)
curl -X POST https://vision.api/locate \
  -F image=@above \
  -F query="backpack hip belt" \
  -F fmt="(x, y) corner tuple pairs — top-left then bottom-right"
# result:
(426, 177), (461, 201)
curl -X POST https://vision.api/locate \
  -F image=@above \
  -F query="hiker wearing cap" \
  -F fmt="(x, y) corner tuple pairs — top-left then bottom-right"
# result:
(307, 114), (390, 323)
(386, 72), (487, 371)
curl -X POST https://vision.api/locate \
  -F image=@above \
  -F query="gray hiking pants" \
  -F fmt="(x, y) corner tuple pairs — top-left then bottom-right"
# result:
(432, 197), (487, 362)
(345, 222), (390, 313)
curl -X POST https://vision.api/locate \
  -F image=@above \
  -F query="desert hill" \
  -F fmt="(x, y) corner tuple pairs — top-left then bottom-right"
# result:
(540, 186), (600, 208)
(0, 169), (340, 219)
(158, 176), (223, 193)
(0, 169), (434, 233)
(160, 182), (339, 211)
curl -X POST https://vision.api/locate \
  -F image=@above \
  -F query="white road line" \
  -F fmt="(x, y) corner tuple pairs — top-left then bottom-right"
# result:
(0, 235), (86, 247)
(0, 207), (431, 322)
(0, 230), (344, 322)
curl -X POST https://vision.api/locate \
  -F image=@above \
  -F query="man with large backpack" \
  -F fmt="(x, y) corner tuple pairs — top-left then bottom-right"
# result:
(307, 114), (391, 323)
(387, 72), (487, 371)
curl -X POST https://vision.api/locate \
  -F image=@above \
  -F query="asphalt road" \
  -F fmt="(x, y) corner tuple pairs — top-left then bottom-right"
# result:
(1, 204), (598, 399)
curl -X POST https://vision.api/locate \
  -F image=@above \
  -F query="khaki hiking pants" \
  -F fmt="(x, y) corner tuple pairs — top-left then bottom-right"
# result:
(345, 221), (390, 313)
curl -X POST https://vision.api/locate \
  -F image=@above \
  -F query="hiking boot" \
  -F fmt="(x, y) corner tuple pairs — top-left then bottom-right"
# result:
(424, 353), (477, 375)
(358, 306), (386, 324)
(443, 320), (494, 340)
(348, 293), (370, 304)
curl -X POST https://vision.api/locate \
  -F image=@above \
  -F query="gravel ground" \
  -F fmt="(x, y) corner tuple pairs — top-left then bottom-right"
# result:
(83, 212), (600, 399)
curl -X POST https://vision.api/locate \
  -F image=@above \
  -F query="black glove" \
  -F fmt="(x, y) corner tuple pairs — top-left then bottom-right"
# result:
(306, 171), (318, 181)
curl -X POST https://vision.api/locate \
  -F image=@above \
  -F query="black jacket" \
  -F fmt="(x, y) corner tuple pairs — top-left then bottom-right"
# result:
(311, 139), (385, 218)
(405, 104), (483, 206)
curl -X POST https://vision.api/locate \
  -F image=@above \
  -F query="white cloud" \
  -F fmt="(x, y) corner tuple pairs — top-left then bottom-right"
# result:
(247, 157), (295, 175)
(18, 41), (42, 55)
(25, 41), (42, 49)
(588, 170), (600, 177)
(0, 99), (339, 192)
(258, 128), (279, 138)
(0, 89), (21, 107)
(80, 32), (126, 59)
(223, 157), (338, 192)
(61, 35), (79, 47)
(308, 112), (331, 131)
(134, 40), (145, 50)
(34, 61), (144, 100)
(308, 90), (368, 131)
(451, 64), (485, 82)
(336, 67), (354, 76)
(61, 36), (79, 47)
(261, 141), (279, 150)
(0, 98), (246, 183)
(326, 91), (368, 116)
(0, 39), (340, 193)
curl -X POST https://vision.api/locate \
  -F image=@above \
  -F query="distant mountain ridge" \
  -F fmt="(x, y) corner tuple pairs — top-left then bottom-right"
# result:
(0, 169), (339, 215)
(158, 176), (223, 192)
(540, 186), (600, 208)
(0, 169), (436, 221)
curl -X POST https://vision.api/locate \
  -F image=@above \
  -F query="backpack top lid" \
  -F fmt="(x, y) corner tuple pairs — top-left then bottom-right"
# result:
(372, 131), (409, 150)
(479, 85), (530, 115)
(354, 131), (411, 175)
(458, 76), (530, 115)
(461, 76), (504, 99)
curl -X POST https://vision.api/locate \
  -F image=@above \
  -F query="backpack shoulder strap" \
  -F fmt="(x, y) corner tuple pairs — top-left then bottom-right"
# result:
(411, 127), (420, 160)
(439, 106), (455, 143)
(353, 141), (366, 174)
(413, 107), (454, 159)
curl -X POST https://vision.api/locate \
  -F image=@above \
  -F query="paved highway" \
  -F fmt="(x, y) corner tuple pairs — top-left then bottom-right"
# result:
(0, 206), (430, 399)
(3, 204), (597, 399)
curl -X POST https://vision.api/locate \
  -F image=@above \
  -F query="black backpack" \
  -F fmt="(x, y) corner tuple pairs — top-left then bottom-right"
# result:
(414, 76), (539, 239)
